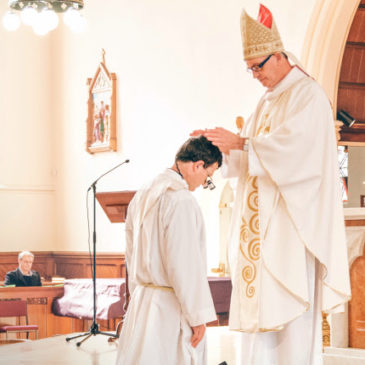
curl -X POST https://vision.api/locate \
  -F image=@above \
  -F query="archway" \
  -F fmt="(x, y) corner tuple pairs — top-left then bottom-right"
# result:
(301, 0), (360, 111)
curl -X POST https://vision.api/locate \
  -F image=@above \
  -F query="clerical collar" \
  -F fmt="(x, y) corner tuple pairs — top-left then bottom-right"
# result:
(172, 161), (184, 180)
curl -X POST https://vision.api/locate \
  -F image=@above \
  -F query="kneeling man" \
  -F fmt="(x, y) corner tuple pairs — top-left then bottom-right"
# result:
(116, 136), (222, 365)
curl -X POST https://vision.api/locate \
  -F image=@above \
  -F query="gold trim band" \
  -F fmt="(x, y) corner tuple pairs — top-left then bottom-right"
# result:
(141, 283), (174, 292)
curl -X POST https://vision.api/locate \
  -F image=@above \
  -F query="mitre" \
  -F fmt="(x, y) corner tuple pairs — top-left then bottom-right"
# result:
(240, 4), (284, 60)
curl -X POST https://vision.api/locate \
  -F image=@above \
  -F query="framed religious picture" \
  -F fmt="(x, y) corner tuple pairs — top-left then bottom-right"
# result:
(86, 49), (117, 153)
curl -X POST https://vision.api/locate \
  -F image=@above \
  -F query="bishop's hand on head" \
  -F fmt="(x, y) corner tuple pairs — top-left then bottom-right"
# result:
(190, 129), (207, 137)
(190, 115), (245, 155)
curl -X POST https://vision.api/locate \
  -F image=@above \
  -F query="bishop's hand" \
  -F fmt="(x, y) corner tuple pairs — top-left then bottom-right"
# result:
(194, 127), (243, 155)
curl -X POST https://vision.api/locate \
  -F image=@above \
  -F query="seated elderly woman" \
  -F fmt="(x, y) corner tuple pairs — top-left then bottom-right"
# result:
(4, 251), (42, 287)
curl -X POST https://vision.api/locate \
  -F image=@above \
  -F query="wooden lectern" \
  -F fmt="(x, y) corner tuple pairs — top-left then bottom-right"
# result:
(96, 191), (136, 223)
(96, 190), (136, 340)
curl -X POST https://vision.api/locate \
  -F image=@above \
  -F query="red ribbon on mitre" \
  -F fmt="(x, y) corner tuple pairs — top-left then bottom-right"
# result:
(257, 4), (273, 29)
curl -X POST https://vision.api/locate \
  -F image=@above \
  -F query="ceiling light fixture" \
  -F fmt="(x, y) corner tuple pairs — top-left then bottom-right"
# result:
(2, 0), (86, 35)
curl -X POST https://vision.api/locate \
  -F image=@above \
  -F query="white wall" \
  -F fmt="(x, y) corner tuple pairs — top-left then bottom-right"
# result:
(0, 0), (316, 270)
(347, 146), (365, 207)
(0, 1), (56, 251)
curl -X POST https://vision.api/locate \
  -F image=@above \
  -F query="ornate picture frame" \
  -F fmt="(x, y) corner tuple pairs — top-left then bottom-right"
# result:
(86, 50), (117, 153)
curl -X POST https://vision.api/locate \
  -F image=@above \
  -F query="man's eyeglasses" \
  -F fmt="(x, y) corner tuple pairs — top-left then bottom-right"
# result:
(247, 54), (273, 73)
(203, 176), (216, 191)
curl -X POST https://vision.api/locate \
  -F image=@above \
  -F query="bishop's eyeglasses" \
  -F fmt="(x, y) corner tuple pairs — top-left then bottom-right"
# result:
(247, 54), (273, 73)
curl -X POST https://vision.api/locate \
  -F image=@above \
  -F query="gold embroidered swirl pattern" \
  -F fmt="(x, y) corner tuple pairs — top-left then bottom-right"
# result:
(247, 191), (259, 212)
(249, 213), (260, 235)
(257, 125), (270, 136)
(248, 238), (260, 261)
(240, 243), (256, 298)
(239, 175), (261, 298)
(240, 217), (249, 243)
(239, 218), (258, 298)
(252, 176), (258, 190)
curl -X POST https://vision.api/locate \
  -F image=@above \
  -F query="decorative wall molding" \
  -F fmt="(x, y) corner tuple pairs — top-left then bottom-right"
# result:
(0, 184), (56, 193)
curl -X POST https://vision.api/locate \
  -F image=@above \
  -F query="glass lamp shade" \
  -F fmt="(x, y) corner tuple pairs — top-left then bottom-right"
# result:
(63, 7), (78, 27)
(32, 23), (49, 35)
(2, 10), (20, 31)
(32, 9), (59, 35)
(44, 9), (59, 31)
(20, 5), (37, 26)
(63, 7), (86, 33)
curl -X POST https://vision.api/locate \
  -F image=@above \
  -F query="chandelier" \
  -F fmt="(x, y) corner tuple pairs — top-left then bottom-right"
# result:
(2, 0), (86, 35)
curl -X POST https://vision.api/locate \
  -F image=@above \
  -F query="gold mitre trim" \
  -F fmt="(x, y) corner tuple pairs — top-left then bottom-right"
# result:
(240, 9), (284, 60)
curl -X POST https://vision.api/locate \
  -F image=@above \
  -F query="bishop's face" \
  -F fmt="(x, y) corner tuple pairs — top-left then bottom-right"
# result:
(246, 53), (283, 90)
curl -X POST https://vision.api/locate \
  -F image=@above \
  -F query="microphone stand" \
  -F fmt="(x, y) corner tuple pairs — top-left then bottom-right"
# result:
(66, 159), (130, 346)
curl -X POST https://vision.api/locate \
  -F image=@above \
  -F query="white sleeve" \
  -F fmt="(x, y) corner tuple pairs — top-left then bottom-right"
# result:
(248, 140), (267, 177)
(125, 201), (135, 294)
(221, 150), (243, 178)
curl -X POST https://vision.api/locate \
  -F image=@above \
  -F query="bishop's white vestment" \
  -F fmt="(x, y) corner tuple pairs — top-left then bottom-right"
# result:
(223, 67), (351, 365)
(116, 169), (216, 365)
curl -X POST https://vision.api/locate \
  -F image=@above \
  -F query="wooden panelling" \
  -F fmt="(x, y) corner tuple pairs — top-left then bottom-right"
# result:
(345, 219), (365, 226)
(340, 47), (365, 83)
(338, 3), (365, 143)
(339, 124), (365, 143)
(347, 8), (365, 43)
(85, 264), (121, 278)
(337, 87), (365, 122)
(55, 263), (84, 279)
(0, 251), (125, 282)
(53, 252), (125, 279)
(349, 250), (365, 348)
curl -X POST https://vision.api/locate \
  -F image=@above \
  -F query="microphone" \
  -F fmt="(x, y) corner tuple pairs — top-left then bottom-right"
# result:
(88, 159), (130, 191)
(337, 110), (356, 128)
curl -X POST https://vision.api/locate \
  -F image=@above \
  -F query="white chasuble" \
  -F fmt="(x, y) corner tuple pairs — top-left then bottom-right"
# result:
(225, 67), (351, 335)
(116, 169), (216, 365)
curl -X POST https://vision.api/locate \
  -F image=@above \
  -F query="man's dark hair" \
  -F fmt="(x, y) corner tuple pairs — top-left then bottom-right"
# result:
(175, 136), (222, 168)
